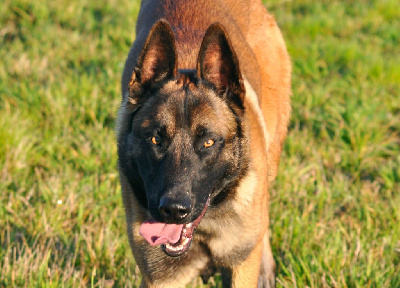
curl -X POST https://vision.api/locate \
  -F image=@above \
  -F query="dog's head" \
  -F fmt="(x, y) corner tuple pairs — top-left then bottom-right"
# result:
(118, 20), (248, 256)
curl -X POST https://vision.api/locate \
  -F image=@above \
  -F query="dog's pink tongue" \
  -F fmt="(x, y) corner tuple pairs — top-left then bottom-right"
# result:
(139, 219), (183, 246)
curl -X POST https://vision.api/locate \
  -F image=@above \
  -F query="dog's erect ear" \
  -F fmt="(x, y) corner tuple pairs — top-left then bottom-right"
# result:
(197, 23), (245, 103)
(131, 20), (178, 88)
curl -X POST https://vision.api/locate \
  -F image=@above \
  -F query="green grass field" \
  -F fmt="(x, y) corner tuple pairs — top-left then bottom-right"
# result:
(0, 0), (399, 287)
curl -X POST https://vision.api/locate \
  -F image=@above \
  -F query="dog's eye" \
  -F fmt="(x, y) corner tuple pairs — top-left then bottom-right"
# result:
(150, 136), (161, 145)
(203, 139), (215, 148)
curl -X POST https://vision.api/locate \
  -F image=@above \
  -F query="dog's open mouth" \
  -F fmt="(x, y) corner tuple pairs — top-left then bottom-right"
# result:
(139, 200), (209, 257)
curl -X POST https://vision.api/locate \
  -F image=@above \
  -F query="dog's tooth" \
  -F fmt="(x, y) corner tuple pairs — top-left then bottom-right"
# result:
(182, 238), (190, 246)
(166, 244), (176, 251)
(164, 228), (192, 254)
(166, 243), (185, 252)
(186, 223), (193, 228)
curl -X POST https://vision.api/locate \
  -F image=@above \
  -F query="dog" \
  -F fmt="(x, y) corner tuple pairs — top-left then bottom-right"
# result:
(117, 0), (291, 286)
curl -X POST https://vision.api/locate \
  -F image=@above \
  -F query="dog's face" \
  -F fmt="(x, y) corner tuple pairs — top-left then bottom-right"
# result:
(131, 78), (242, 223)
(118, 20), (248, 256)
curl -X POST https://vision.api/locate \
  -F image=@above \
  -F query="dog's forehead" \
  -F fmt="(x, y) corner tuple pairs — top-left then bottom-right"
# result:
(145, 82), (236, 137)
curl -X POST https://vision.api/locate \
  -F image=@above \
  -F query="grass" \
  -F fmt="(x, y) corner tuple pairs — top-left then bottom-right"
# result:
(0, 0), (399, 287)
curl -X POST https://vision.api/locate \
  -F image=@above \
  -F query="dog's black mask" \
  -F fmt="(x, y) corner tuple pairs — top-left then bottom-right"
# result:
(118, 20), (248, 225)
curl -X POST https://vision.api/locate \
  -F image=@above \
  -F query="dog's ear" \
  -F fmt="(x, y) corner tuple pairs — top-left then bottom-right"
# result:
(131, 20), (178, 89)
(197, 23), (245, 105)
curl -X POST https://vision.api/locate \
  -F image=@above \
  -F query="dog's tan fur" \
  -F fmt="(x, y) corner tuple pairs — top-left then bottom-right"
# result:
(118, 0), (291, 287)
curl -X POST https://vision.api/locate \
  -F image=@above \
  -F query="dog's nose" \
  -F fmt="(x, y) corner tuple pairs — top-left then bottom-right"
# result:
(158, 196), (191, 223)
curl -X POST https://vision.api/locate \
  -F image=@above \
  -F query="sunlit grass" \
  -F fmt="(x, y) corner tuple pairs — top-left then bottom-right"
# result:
(1, 0), (399, 287)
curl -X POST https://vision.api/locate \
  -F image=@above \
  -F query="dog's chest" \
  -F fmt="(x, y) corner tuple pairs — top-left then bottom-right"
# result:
(196, 210), (258, 265)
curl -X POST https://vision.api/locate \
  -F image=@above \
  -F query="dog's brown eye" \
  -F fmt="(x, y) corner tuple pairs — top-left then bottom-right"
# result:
(203, 139), (215, 148)
(151, 136), (160, 145)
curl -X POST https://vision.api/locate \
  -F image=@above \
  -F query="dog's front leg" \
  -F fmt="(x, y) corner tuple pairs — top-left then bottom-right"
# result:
(257, 232), (276, 288)
(221, 240), (264, 288)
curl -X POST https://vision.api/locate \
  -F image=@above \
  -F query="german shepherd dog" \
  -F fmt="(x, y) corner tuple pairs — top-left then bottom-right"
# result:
(117, 0), (291, 286)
